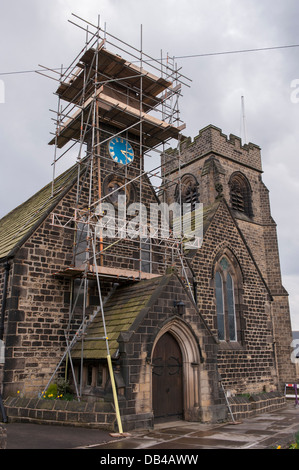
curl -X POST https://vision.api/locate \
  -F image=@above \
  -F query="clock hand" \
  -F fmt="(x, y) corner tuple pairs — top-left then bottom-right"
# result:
(120, 150), (134, 157)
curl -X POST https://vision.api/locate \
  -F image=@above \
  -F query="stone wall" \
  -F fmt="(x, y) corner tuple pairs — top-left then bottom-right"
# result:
(2, 392), (287, 433)
(227, 392), (286, 422)
(190, 201), (279, 393)
(118, 275), (227, 428)
(0, 134), (162, 398)
(4, 396), (116, 430)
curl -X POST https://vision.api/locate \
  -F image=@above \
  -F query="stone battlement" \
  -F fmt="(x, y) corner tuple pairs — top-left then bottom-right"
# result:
(163, 125), (262, 175)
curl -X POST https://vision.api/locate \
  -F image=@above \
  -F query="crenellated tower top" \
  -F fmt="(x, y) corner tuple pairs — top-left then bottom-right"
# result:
(162, 125), (262, 177)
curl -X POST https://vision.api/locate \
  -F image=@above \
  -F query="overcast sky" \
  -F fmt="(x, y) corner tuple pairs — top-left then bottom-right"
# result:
(1, 0), (299, 330)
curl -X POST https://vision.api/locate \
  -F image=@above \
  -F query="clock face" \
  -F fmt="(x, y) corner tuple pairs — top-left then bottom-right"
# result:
(108, 137), (134, 165)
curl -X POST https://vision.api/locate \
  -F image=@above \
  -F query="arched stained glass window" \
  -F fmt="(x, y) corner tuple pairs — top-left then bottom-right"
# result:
(215, 272), (225, 341)
(215, 257), (238, 342)
(227, 273), (236, 341)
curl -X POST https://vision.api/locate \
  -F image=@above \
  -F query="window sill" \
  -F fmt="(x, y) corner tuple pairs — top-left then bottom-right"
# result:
(231, 210), (253, 222)
(80, 386), (105, 397)
(218, 340), (245, 351)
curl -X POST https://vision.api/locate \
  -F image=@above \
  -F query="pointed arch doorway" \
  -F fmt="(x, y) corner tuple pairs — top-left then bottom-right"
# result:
(152, 332), (183, 421)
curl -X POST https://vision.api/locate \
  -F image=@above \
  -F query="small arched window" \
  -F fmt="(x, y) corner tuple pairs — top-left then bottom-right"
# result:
(215, 257), (237, 342)
(229, 173), (253, 217)
(175, 174), (199, 213)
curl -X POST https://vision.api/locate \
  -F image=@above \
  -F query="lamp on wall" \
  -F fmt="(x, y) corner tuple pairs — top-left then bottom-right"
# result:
(174, 300), (185, 316)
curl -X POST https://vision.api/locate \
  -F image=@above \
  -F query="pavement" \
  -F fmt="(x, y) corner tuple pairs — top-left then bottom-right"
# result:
(2, 403), (299, 451)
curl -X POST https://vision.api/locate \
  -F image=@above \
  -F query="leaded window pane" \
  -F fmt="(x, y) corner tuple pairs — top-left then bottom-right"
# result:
(220, 257), (229, 270)
(215, 272), (225, 340)
(227, 273), (236, 341)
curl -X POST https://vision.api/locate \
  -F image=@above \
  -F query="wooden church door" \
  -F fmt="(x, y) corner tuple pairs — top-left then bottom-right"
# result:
(152, 332), (183, 420)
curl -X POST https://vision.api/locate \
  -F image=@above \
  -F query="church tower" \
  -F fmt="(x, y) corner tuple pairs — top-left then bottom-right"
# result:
(48, 40), (186, 280)
(162, 124), (296, 388)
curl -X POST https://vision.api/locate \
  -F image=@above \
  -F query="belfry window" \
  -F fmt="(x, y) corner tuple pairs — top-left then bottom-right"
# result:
(184, 183), (199, 211)
(175, 174), (199, 213)
(215, 257), (237, 342)
(229, 173), (253, 217)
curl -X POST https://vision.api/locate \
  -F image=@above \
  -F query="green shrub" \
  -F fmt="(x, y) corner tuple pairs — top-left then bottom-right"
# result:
(56, 378), (72, 397)
(43, 383), (57, 399)
(42, 378), (73, 400)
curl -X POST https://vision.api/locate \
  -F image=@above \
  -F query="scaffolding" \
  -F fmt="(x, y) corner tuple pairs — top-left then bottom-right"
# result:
(38, 13), (198, 433)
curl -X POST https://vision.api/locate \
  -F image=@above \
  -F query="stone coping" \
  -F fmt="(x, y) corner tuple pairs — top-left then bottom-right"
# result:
(4, 396), (116, 431)
(3, 392), (287, 431)
(227, 391), (286, 421)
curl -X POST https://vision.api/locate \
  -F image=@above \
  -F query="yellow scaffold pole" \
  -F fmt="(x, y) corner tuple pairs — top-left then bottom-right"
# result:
(92, 238), (124, 435)
(107, 352), (123, 434)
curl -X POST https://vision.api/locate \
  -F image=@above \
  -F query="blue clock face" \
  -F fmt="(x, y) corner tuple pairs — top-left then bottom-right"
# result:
(108, 137), (134, 165)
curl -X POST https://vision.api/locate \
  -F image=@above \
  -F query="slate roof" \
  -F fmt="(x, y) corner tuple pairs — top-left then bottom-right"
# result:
(0, 164), (79, 261)
(71, 275), (172, 360)
(172, 200), (220, 254)
(0, 154), (220, 262)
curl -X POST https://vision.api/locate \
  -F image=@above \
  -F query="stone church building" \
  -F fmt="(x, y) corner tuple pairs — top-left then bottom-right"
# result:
(0, 38), (296, 431)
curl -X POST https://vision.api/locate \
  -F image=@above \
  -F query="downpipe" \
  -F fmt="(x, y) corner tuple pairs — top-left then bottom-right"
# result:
(0, 261), (10, 341)
(0, 261), (9, 423)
